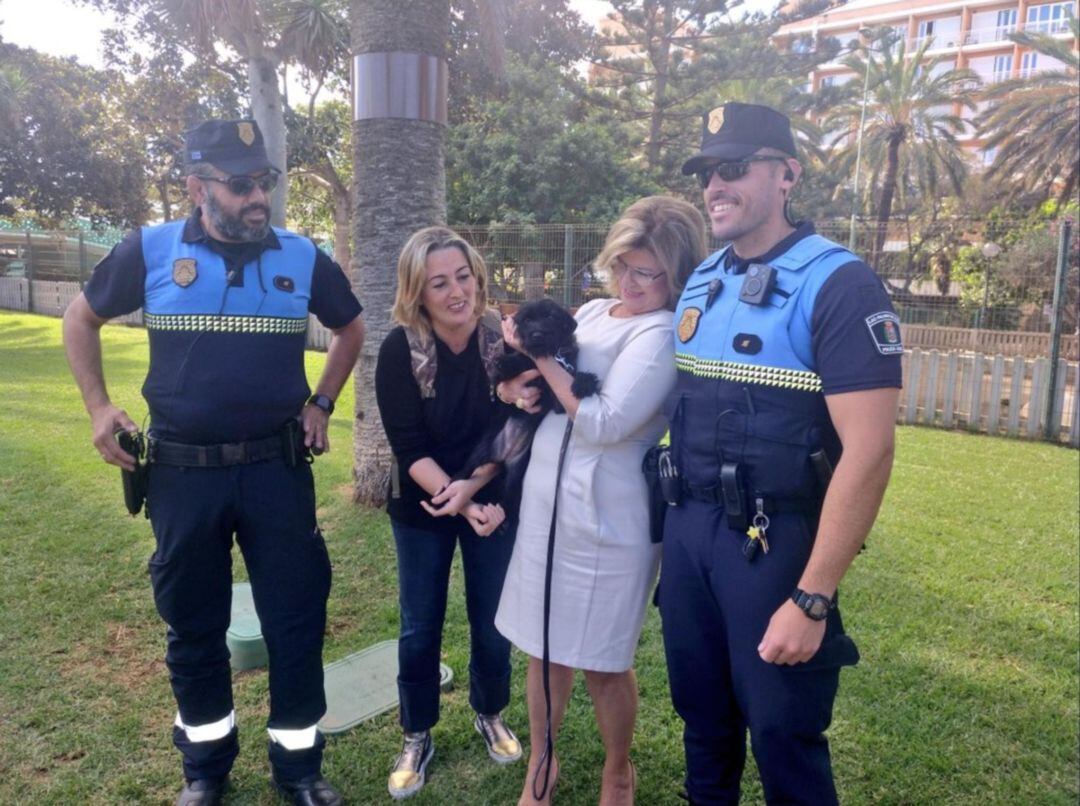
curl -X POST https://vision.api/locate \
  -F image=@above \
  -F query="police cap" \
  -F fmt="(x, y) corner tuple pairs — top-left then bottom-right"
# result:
(184, 119), (280, 175)
(681, 102), (797, 176)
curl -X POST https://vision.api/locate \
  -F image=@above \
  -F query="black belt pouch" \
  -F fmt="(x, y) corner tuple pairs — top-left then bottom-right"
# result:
(642, 446), (668, 544)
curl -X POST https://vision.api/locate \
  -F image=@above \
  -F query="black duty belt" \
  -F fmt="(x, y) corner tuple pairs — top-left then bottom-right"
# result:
(681, 480), (814, 513)
(150, 434), (289, 468)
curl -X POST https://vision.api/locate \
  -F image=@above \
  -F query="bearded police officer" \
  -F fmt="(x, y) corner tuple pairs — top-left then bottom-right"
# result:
(658, 102), (901, 804)
(63, 119), (364, 806)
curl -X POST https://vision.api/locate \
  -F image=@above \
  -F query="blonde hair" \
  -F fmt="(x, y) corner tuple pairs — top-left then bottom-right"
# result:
(391, 226), (490, 334)
(595, 196), (708, 309)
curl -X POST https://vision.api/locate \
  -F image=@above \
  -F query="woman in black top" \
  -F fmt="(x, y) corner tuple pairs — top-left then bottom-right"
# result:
(375, 226), (522, 801)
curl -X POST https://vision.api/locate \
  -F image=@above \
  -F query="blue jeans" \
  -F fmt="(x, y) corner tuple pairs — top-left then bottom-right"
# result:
(391, 517), (515, 732)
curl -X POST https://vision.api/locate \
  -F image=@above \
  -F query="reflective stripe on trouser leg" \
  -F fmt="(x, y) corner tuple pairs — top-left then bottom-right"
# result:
(267, 728), (327, 784)
(175, 710), (236, 742)
(171, 711), (239, 782)
(268, 725), (319, 751)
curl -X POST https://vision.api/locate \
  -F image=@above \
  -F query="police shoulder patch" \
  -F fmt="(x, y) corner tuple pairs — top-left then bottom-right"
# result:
(865, 311), (903, 355)
(172, 258), (197, 288)
(678, 307), (702, 343)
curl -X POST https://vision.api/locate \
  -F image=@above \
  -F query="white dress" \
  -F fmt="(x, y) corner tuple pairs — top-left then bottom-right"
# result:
(495, 298), (676, 672)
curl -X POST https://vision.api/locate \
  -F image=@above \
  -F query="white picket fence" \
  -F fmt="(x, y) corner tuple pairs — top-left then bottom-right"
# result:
(899, 348), (1080, 446)
(3, 277), (1078, 446)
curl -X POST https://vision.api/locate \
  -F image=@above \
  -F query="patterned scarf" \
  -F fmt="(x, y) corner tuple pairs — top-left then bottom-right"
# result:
(404, 307), (505, 399)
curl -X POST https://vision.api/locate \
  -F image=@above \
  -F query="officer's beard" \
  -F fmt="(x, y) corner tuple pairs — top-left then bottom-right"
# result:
(204, 191), (271, 243)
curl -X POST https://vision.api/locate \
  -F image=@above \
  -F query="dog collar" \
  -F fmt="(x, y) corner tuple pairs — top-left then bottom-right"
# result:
(553, 349), (576, 375)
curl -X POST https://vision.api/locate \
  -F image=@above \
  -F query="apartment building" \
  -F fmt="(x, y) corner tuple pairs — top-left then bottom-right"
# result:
(775, 0), (1078, 157)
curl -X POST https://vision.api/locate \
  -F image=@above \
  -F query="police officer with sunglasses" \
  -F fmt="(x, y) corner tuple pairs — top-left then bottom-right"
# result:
(657, 102), (903, 804)
(63, 119), (364, 806)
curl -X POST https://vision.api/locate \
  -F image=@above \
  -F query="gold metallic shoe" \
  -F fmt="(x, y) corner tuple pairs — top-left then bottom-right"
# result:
(474, 712), (523, 764)
(388, 730), (434, 800)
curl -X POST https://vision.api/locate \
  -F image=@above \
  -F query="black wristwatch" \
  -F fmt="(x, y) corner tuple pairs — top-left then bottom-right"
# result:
(791, 588), (834, 621)
(307, 394), (335, 415)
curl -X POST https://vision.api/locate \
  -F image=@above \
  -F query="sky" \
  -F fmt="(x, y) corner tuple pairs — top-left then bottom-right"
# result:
(0, 0), (781, 69)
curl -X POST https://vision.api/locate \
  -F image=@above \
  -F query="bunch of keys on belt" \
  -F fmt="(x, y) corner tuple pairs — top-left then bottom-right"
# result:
(742, 498), (770, 561)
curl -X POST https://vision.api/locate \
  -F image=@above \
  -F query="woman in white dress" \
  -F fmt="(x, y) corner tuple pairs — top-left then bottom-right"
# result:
(495, 196), (707, 806)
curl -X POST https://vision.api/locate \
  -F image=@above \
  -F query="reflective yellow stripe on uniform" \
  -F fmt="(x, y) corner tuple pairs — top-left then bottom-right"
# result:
(144, 312), (308, 335)
(675, 353), (822, 393)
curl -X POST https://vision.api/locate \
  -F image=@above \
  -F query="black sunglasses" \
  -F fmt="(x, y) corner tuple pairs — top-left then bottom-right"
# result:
(201, 172), (279, 196)
(696, 156), (789, 188)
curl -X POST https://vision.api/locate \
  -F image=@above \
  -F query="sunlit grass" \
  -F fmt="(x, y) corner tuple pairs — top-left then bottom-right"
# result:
(1, 312), (1076, 804)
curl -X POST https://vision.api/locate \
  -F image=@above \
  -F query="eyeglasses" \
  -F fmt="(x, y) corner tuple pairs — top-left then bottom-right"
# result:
(695, 156), (789, 188)
(612, 256), (666, 285)
(200, 172), (279, 196)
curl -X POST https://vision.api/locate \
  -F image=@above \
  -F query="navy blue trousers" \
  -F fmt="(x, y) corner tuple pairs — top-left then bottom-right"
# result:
(390, 518), (515, 732)
(659, 499), (858, 806)
(146, 459), (331, 782)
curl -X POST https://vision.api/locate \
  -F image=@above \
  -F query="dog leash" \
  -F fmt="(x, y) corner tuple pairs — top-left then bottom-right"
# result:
(532, 417), (574, 801)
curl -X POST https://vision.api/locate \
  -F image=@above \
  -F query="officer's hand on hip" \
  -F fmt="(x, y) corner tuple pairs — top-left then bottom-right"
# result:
(757, 600), (827, 665)
(90, 403), (138, 471)
(301, 403), (331, 453)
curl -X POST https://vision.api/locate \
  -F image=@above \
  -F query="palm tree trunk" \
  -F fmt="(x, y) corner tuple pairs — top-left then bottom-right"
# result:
(247, 52), (289, 227)
(351, 0), (451, 506)
(873, 133), (903, 264)
(331, 174), (352, 270)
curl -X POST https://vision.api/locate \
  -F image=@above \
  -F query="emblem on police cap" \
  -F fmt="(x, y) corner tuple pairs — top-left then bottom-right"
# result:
(707, 106), (725, 134)
(678, 307), (702, 343)
(237, 121), (256, 146)
(173, 258), (198, 287)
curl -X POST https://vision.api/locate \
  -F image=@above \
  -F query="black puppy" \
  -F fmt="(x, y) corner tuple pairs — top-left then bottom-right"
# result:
(457, 298), (600, 516)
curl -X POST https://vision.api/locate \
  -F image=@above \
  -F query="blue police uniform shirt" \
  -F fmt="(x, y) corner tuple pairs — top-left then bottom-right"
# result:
(84, 210), (362, 444)
(670, 222), (902, 498)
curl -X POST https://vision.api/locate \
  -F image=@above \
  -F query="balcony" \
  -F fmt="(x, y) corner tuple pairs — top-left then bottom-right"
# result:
(1025, 18), (1075, 35)
(911, 33), (962, 50)
(962, 24), (1018, 46)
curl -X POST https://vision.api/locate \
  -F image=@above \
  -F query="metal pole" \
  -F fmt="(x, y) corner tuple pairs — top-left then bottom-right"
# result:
(1044, 218), (1073, 439)
(977, 262), (990, 329)
(24, 231), (34, 314)
(848, 57), (873, 252)
(78, 232), (87, 288)
(563, 225), (574, 308)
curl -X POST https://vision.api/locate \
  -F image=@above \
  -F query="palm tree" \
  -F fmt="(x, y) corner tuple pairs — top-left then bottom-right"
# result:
(823, 38), (979, 261)
(977, 15), (1080, 204)
(349, 0), (505, 505)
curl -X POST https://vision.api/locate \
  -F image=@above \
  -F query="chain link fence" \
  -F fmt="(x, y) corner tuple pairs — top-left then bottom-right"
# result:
(3, 218), (1076, 443)
(2, 217), (1076, 360)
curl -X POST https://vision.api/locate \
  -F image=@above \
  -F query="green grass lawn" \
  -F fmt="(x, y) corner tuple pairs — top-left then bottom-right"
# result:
(1, 311), (1077, 805)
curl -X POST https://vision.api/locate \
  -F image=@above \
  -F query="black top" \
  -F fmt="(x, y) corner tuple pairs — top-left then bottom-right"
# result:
(375, 325), (500, 532)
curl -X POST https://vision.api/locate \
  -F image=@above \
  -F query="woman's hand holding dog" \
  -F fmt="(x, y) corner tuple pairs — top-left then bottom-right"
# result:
(499, 315), (545, 412)
(496, 371), (542, 413)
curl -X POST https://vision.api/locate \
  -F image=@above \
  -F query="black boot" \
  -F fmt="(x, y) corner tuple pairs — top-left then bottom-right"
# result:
(175, 777), (227, 806)
(273, 775), (343, 806)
